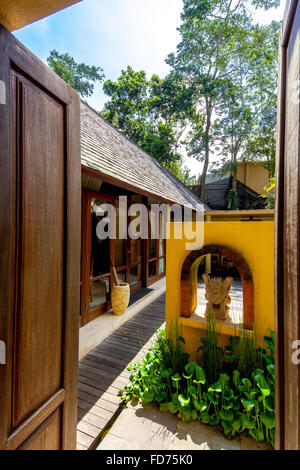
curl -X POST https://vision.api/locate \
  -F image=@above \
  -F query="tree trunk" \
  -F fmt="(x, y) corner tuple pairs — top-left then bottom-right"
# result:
(231, 149), (238, 191)
(228, 150), (239, 211)
(199, 106), (212, 201)
(232, 165), (237, 192)
(199, 146), (209, 201)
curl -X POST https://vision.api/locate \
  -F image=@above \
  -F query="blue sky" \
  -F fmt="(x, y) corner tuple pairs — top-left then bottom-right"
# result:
(14, 0), (183, 110)
(13, 0), (286, 176)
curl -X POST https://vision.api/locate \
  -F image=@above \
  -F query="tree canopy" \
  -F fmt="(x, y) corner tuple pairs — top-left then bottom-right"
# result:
(47, 49), (105, 98)
(47, 1), (281, 199)
(167, 0), (281, 200)
(102, 66), (194, 183)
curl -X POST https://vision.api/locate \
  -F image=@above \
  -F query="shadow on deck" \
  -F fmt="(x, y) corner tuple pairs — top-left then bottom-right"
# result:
(76, 294), (166, 450)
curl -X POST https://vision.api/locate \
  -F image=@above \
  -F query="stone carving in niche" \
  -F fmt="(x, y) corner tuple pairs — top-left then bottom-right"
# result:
(202, 273), (233, 320)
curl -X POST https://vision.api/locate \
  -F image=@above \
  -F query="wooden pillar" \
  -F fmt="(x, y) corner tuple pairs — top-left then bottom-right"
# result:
(142, 196), (148, 288)
(275, 0), (300, 450)
(80, 190), (91, 327)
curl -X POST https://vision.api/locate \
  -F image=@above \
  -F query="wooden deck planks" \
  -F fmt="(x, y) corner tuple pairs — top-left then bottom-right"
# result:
(76, 294), (165, 450)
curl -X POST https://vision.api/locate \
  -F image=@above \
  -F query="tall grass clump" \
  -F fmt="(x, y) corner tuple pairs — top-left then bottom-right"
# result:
(198, 309), (223, 384)
(155, 321), (189, 374)
(225, 326), (258, 378)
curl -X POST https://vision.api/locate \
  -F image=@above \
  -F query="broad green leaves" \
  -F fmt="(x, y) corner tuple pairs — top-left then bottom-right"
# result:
(254, 373), (271, 397)
(120, 327), (276, 448)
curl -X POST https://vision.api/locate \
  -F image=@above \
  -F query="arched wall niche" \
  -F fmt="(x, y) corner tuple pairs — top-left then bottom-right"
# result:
(180, 244), (254, 330)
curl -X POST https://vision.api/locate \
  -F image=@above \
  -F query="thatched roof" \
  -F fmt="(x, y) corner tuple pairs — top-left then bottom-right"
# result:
(80, 101), (206, 209)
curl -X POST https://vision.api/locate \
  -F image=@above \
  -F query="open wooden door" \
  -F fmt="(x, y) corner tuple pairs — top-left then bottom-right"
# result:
(0, 24), (81, 449)
(275, 0), (300, 450)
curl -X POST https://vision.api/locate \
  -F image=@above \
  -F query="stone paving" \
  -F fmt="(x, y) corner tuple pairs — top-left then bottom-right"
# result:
(92, 278), (267, 452)
(97, 401), (270, 451)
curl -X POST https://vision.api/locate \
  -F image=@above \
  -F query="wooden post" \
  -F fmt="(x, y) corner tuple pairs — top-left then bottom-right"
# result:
(275, 0), (300, 450)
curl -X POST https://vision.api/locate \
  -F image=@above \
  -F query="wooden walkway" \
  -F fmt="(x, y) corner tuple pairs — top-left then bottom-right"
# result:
(76, 294), (166, 450)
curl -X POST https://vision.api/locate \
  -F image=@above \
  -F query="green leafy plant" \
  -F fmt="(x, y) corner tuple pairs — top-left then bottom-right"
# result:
(47, 49), (104, 98)
(120, 325), (275, 448)
(260, 177), (276, 209)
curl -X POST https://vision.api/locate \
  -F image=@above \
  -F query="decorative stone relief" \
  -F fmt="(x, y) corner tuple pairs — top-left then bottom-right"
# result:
(202, 273), (233, 320)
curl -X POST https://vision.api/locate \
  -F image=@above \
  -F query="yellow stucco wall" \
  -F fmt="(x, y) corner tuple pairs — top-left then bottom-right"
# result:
(166, 220), (274, 359)
(237, 162), (269, 195)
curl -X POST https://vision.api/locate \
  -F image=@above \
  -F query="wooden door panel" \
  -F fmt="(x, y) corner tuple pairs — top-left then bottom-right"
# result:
(0, 24), (81, 450)
(17, 410), (61, 450)
(11, 71), (65, 429)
